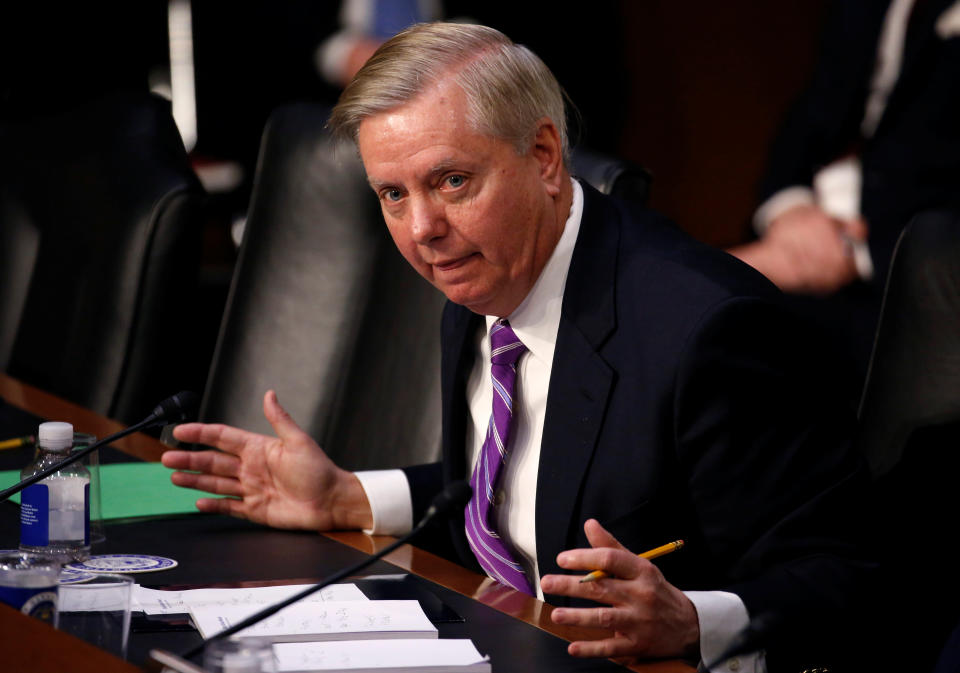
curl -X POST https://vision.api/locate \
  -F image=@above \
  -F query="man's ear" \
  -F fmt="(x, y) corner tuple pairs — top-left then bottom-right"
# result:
(530, 118), (565, 197)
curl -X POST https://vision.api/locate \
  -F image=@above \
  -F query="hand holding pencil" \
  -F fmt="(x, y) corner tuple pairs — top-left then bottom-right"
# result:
(540, 519), (700, 660)
(580, 539), (684, 582)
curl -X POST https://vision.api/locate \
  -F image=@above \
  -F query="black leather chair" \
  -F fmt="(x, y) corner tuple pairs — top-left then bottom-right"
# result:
(0, 92), (205, 424)
(857, 210), (960, 477)
(197, 103), (446, 470)
(198, 102), (652, 470)
(856, 209), (960, 672)
(571, 145), (652, 205)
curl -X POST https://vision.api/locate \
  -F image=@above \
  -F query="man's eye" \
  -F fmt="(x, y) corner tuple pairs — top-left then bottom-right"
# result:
(384, 189), (402, 202)
(446, 175), (465, 188)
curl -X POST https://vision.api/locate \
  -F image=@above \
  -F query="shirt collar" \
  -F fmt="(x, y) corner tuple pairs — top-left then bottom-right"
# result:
(484, 178), (583, 366)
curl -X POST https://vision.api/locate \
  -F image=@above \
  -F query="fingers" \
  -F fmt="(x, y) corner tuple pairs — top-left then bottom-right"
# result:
(567, 635), (638, 659)
(162, 449), (243, 497)
(169, 468), (244, 497)
(540, 565), (641, 604)
(263, 390), (308, 442)
(555, 544), (646, 580)
(840, 216), (869, 241)
(171, 422), (259, 456)
(161, 449), (240, 478)
(583, 518), (629, 552)
(195, 496), (248, 519)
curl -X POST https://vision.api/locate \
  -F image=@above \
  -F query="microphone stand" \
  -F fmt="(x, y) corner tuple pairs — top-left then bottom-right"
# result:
(0, 391), (198, 503)
(173, 481), (472, 662)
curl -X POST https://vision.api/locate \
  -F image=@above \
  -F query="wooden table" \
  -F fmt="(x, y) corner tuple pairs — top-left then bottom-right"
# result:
(0, 373), (694, 673)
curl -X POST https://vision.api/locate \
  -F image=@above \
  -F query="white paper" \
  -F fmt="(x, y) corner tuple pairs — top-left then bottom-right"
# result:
(273, 639), (490, 672)
(133, 583), (368, 615)
(189, 600), (438, 642)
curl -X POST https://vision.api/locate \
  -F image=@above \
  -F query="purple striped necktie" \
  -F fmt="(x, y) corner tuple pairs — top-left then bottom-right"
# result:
(464, 319), (533, 595)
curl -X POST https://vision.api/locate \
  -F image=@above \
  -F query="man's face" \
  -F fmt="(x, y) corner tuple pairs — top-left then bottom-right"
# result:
(357, 78), (565, 317)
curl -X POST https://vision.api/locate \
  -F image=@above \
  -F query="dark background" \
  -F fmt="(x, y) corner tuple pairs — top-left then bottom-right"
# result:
(0, 1), (831, 399)
(0, 0), (830, 247)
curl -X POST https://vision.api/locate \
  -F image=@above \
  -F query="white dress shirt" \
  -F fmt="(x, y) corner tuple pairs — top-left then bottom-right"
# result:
(356, 179), (760, 672)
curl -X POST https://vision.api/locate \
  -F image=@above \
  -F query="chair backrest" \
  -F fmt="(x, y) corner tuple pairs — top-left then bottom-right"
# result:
(855, 209), (960, 670)
(571, 145), (652, 205)
(199, 104), (653, 470)
(857, 209), (960, 477)
(198, 103), (447, 470)
(0, 92), (205, 424)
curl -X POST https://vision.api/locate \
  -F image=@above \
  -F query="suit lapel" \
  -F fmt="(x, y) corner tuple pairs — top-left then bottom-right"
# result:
(440, 302), (482, 565)
(535, 183), (618, 578)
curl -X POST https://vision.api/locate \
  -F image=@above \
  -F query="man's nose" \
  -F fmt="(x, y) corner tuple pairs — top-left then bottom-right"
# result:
(409, 199), (447, 243)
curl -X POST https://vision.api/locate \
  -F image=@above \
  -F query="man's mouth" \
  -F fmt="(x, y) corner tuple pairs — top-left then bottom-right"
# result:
(434, 253), (478, 271)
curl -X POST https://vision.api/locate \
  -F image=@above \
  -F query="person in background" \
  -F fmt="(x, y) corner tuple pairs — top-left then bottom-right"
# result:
(728, 0), (960, 384)
(164, 22), (875, 672)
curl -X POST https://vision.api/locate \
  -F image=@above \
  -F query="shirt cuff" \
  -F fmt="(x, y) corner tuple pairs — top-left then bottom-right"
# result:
(354, 469), (414, 536)
(685, 590), (765, 673)
(753, 187), (815, 236)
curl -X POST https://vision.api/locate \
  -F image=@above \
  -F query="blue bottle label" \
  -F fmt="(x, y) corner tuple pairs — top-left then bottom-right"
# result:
(0, 585), (58, 623)
(20, 484), (49, 546)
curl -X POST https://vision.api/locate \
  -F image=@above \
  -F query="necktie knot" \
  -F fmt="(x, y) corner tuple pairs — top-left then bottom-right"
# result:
(489, 319), (526, 367)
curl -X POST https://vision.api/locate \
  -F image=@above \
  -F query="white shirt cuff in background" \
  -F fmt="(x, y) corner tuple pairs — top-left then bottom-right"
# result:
(753, 187), (815, 236)
(685, 590), (765, 673)
(354, 469), (413, 536)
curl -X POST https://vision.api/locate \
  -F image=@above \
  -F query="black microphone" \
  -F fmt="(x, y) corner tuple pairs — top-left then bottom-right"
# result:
(702, 612), (781, 669)
(175, 480), (473, 661)
(143, 391), (200, 427)
(0, 391), (199, 502)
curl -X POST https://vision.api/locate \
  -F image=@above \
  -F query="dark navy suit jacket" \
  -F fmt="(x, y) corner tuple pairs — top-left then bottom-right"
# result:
(405, 183), (874, 667)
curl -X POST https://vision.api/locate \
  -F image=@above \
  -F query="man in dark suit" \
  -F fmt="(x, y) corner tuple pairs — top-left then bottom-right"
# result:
(163, 22), (873, 671)
(730, 0), (960, 381)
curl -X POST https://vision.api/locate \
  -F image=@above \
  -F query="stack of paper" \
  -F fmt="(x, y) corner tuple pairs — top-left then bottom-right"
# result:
(272, 639), (490, 673)
(189, 600), (438, 642)
(136, 582), (491, 671)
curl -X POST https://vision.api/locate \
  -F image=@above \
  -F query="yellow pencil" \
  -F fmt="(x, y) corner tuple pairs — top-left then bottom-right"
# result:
(0, 435), (34, 451)
(580, 539), (684, 583)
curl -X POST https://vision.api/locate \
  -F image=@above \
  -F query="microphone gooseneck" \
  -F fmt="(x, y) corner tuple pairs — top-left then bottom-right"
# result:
(0, 391), (198, 502)
(180, 480), (473, 660)
(420, 479), (472, 524)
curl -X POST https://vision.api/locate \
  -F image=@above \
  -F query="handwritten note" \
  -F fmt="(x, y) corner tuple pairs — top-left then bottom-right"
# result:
(273, 639), (490, 672)
(134, 583), (367, 615)
(189, 600), (438, 642)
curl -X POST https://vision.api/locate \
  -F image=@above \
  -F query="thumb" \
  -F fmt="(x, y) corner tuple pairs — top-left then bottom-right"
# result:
(584, 518), (630, 552)
(263, 390), (307, 441)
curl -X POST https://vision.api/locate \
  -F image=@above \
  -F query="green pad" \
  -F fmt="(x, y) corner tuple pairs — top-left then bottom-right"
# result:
(1, 462), (220, 520)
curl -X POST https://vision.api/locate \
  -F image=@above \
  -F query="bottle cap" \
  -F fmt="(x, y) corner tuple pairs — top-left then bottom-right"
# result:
(38, 422), (74, 451)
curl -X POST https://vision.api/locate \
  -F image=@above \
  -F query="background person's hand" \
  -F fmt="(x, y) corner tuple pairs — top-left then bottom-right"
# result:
(161, 390), (372, 531)
(729, 204), (868, 294)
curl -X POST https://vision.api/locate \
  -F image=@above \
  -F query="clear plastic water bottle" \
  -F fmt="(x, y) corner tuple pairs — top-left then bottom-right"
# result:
(20, 421), (91, 561)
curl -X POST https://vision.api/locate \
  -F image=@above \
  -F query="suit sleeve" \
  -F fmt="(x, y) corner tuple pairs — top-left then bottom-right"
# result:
(673, 295), (876, 669)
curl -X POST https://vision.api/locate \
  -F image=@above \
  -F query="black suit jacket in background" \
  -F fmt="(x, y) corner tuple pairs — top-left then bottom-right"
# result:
(757, 0), (960, 380)
(404, 183), (875, 668)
